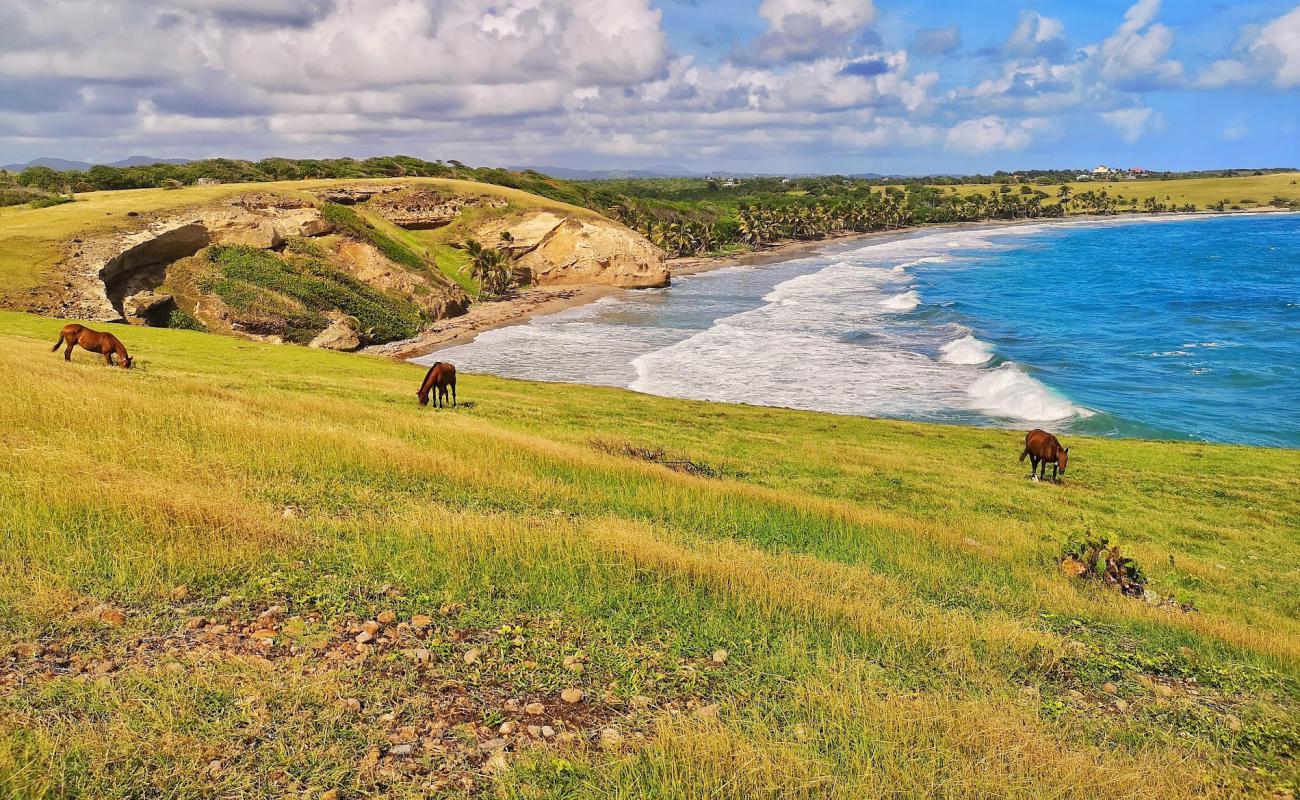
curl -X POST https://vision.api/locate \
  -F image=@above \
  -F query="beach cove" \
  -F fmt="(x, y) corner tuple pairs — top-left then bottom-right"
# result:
(413, 212), (1300, 447)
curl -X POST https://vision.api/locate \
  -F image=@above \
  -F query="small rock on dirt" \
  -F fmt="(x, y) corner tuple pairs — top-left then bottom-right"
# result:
(560, 688), (584, 704)
(524, 702), (545, 715)
(463, 647), (481, 665)
(712, 649), (729, 664)
(377, 610), (397, 625)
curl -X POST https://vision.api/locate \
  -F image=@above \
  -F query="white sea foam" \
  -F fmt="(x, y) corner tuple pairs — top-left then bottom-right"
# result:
(421, 220), (1096, 429)
(965, 364), (1090, 421)
(880, 290), (921, 311)
(941, 334), (995, 365)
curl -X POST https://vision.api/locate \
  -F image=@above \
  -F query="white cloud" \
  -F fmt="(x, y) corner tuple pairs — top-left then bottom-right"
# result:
(744, 0), (877, 63)
(1194, 6), (1300, 90)
(1097, 0), (1183, 89)
(1101, 105), (1160, 143)
(1252, 6), (1300, 88)
(944, 116), (1048, 152)
(1006, 11), (1066, 58)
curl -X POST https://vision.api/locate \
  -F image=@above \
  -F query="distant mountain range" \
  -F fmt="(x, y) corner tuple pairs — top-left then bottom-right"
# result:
(2, 155), (192, 172)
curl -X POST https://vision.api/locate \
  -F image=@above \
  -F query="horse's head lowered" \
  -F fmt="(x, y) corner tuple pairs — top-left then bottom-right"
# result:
(1057, 446), (1069, 475)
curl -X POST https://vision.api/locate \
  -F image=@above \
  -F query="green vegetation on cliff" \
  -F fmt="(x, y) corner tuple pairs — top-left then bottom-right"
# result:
(0, 310), (1297, 799)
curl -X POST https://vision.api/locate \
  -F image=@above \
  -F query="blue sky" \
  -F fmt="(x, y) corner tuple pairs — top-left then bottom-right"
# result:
(1, 0), (1296, 174)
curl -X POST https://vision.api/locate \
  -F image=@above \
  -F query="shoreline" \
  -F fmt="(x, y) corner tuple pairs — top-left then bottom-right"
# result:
(379, 207), (1296, 361)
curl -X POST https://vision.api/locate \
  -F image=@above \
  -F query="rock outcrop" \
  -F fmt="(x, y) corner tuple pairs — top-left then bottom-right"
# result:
(485, 212), (669, 289)
(63, 201), (337, 321)
(309, 312), (367, 351)
(123, 291), (176, 326)
(369, 190), (509, 230)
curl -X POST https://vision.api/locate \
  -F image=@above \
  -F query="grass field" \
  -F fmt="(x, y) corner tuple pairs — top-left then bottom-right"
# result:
(1, 310), (1298, 799)
(935, 172), (1300, 211)
(0, 178), (599, 300)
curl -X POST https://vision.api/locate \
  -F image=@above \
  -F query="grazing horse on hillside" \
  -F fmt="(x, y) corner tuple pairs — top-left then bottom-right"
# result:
(51, 324), (133, 368)
(418, 361), (456, 408)
(1020, 429), (1068, 482)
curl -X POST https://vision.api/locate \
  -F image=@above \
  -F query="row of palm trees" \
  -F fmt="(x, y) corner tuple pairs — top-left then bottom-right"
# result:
(611, 185), (1200, 258)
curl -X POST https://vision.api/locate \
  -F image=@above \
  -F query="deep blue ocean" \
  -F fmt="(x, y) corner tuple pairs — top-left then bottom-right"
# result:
(419, 213), (1300, 447)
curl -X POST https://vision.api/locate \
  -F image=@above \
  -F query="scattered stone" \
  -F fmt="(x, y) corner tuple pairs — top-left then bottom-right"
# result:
(389, 744), (414, 757)
(541, 726), (555, 738)
(695, 704), (720, 718)
(498, 721), (517, 736)
(524, 702), (545, 716)
(502, 699), (522, 713)
(184, 616), (205, 630)
(463, 648), (481, 665)
(484, 752), (510, 774)
(599, 728), (623, 749)
(560, 688), (584, 704)
(1102, 682), (1118, 694)
(208, 624), (229, 635)
(1065, 690), (1085, 702)
(1153, 684), (1175, 698)
(377, 610), (397, 625)
(527, 725), (542, 738)
(321, 791), (339, 800)
(355, 631), (374, 645)
(360, 621), (381, 635)
(1114, 698), (1129, 712)
(1226, 714), (1243, 732)
(411, 614), (432, 628)
(712, 649), (729, 665)
(340, 698), (362, 713)
(359, 747), (381, 771)
(407, 648), (432, 664)
(170, 585), (190, 601)
(250, 629), (277, 640)
(630, 695), (652, 709)
(97, 606), (126, 626)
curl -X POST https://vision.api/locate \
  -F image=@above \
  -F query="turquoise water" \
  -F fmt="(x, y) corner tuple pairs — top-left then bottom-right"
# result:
(421, 213), (1300, 447)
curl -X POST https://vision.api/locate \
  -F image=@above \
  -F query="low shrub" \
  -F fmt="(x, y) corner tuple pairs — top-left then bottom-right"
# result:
(319, 203), (426, 271)
(166, 309), (207, 331)
(207, 245), (423, 342)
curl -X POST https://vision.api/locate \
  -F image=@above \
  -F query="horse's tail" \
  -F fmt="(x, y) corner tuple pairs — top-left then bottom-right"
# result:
(51, 331), (65, 351)
(1018, 448), (1028, 463)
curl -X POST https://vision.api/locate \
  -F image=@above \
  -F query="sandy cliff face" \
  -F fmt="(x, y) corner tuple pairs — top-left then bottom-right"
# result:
(61, 198), (341, 321)
(483, 211), (669, 289)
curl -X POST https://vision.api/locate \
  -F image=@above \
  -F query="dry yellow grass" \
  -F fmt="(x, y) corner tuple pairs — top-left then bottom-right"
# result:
(0, 310), (1296, 798)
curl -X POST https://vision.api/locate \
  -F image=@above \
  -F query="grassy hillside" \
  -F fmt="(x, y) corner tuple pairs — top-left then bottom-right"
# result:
(939, 172), (1300, 212)
(1, 310), (1297, 798)
(0, 177), (601, 302)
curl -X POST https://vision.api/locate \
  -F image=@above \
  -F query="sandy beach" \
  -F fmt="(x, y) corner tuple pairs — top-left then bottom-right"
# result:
(374, 208), (1296, 361)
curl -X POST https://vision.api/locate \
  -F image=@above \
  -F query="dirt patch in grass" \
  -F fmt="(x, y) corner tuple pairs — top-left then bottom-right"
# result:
(591, 439), (722, 478)
(2, 597), (727, 796)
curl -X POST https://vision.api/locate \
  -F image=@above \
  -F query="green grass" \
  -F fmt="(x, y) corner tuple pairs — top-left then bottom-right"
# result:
(207, 244), (424, 343)
(0, 310), (1297, 799)
(938, 172), (1300, 212)
(0, 177), (603, 302)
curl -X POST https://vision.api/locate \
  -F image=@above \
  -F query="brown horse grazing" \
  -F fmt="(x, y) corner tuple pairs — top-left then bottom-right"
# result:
(1020, 428), (1068, 482)
(51, 324), (133, 368)
(417, 361), (456, 408)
